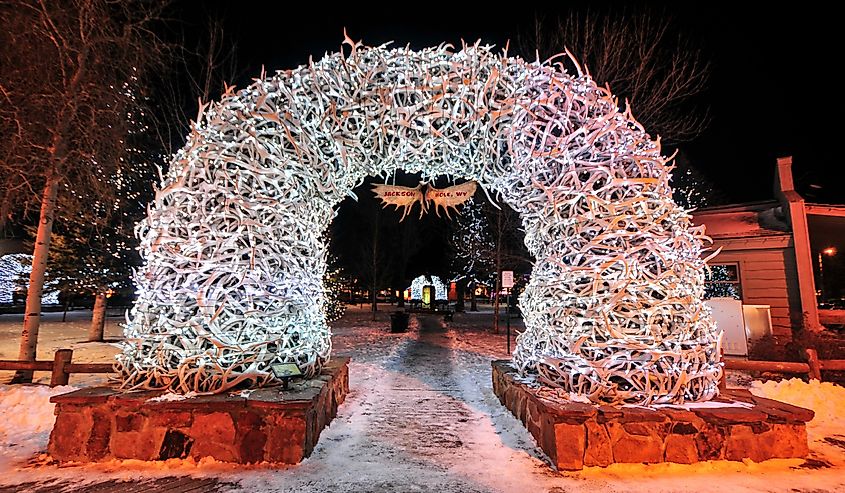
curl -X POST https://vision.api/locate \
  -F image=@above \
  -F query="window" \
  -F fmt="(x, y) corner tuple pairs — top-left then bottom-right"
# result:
(704, 263), (742, 300)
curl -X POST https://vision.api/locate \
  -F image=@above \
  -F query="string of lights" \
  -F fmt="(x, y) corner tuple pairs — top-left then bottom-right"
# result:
(0, 254), (60, 305)
(409, 275), (448, 301)
(117, 40), (721, 403)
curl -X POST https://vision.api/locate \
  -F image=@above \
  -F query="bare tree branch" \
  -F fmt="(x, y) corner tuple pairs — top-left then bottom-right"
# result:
(519, 9), (710, 145)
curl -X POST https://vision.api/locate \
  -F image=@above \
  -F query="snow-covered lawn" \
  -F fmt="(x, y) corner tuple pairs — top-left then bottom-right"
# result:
(0, 309), (124, 386)
(0, 384), (76, 472)
(0, 306), (844, 492)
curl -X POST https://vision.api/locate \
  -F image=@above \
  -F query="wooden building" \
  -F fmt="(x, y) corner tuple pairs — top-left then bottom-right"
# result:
(693, 157), (845, 344)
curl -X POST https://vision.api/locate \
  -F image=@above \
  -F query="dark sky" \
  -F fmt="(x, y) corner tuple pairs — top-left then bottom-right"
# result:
(175, 2), (840, 205)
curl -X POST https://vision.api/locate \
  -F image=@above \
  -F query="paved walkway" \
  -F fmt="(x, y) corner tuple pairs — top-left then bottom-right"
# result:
(0, 476), (235, 493)
(245, 314), (541, 492)
(5, 315), (545, 492)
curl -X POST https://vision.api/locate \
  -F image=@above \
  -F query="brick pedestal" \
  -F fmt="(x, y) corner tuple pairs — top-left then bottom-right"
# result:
(48, 358), (349, 464)
(492, 360), (813, 470)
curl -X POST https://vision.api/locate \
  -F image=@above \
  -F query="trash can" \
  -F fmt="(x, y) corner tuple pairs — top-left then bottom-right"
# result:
(390, 311), (409, 333)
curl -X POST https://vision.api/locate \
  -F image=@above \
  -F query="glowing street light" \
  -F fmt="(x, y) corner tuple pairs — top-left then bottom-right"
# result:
(818, 247), (837, 301)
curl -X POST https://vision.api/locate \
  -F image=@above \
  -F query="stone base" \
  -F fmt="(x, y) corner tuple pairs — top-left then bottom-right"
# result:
(492, 360), (813, 470)
(48, 358), (349, 464)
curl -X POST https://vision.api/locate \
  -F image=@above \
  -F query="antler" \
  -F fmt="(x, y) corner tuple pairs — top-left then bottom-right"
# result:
(425, 181), (477, 219)
(371, 183), (426, 221)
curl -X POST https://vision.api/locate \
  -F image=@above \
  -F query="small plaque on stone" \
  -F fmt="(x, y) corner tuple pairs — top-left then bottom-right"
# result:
(271, 363), (302, 379)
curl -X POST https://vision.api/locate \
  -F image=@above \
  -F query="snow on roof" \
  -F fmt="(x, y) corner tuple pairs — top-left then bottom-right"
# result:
(692, 202), (791, 240)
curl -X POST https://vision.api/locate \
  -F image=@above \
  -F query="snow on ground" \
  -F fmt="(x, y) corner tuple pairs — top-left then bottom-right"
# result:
(0, 384), (76, 471)
(0, 305), (843, 492)
(752, 378), (845, 467)
(0, 309), (124, 386)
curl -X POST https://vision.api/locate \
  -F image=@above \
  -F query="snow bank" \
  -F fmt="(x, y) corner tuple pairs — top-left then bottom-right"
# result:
(0, 384), (75, 470)
(751, 378), (845, 442)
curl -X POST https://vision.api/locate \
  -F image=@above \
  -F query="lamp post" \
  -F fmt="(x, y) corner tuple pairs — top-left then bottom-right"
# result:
(818, 247), (837, 301)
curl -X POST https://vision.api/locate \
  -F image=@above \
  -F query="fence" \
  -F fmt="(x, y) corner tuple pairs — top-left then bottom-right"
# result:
(720, 348), (845, 390)
(0, 349), (113, 386)
(2, 347), (845, 389)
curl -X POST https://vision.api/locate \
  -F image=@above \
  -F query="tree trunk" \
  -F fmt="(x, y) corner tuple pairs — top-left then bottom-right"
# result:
(371, 213), (379, 321)
(11, 175), (60, 383)
(493, 276), (501, 334)
(89, 293), (107, 342)
(397, 288), (405, 308)
(470, 281), (478, 311)
(455, 279), (466, 312)
(11, 41), (85, 382)
(493, 211), (503, 334)
(371, 285), (377, 321)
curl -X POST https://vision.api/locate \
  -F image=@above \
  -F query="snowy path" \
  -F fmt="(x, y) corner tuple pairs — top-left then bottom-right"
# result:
(360, 316), (479, 459)
(1, 307), (844, 492)
(231, 314), (554, 493)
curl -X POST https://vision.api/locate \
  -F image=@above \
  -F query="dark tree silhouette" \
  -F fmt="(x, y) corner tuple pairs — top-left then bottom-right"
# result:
(520, 10), (710, 146)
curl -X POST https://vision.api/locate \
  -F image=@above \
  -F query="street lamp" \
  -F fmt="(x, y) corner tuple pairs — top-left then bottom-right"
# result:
(818, 247), (837, 301)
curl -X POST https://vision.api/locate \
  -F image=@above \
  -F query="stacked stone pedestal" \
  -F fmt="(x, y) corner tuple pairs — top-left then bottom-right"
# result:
(48, 358), (349, 464)
(492, 360), (814, 470)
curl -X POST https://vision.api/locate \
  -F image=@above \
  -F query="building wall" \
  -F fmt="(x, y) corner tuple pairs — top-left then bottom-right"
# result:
(709, 245), (801, 339)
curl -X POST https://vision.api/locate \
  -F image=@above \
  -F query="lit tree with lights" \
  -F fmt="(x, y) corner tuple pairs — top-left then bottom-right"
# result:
(0, 1), (169, 381)
(450, 196), (531, 328)
(449, 198), (494, 311)
(323, 255), (348, 324)
(703, 265), (741, 300)
(670, 151), (724, 209)
(0, 254), (59, 305)
(21, 80), (159, 340)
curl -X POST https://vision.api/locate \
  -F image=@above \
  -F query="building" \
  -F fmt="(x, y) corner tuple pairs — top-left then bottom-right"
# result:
(692, 157), (845, 345)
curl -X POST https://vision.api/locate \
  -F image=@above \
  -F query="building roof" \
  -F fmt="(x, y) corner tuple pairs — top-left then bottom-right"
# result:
(806, 203), (845, 217)
(692, 200), (790, 240)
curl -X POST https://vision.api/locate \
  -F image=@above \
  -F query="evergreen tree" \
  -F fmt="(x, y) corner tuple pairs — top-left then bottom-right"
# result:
(323, 255), (348, 324)
(449, 198), (494, 311)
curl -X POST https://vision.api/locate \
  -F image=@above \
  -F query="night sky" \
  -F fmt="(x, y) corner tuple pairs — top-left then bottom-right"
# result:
(173, 2), (841, 205)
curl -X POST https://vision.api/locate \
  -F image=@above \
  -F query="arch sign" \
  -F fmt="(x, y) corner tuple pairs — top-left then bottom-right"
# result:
(372, 180), (477, 220)
(116, 38), (722, 405)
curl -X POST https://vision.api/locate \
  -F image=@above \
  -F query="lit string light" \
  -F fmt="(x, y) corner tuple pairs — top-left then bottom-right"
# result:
(117, 40), (721, 403)
(323, 258), (348, 323)
(0, 254), (60, 305)
(409, 275), (448, 301)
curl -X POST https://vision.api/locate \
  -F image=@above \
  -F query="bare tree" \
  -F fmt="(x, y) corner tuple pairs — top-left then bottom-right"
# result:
(0, 0), (169, 381)
(489, 203), (531, 334)
(520, 10), (710, 145)
(154, 12), (240, 153)
(450, 194), (531, 331)
(389, 218), (422, 309)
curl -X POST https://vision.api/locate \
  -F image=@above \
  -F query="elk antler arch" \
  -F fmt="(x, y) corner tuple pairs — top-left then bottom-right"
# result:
(117, 40), (722, 404)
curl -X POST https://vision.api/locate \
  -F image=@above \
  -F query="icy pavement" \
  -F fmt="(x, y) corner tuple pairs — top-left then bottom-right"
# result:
(0, 306), (844, 492)
(240, 314), (557, 493)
